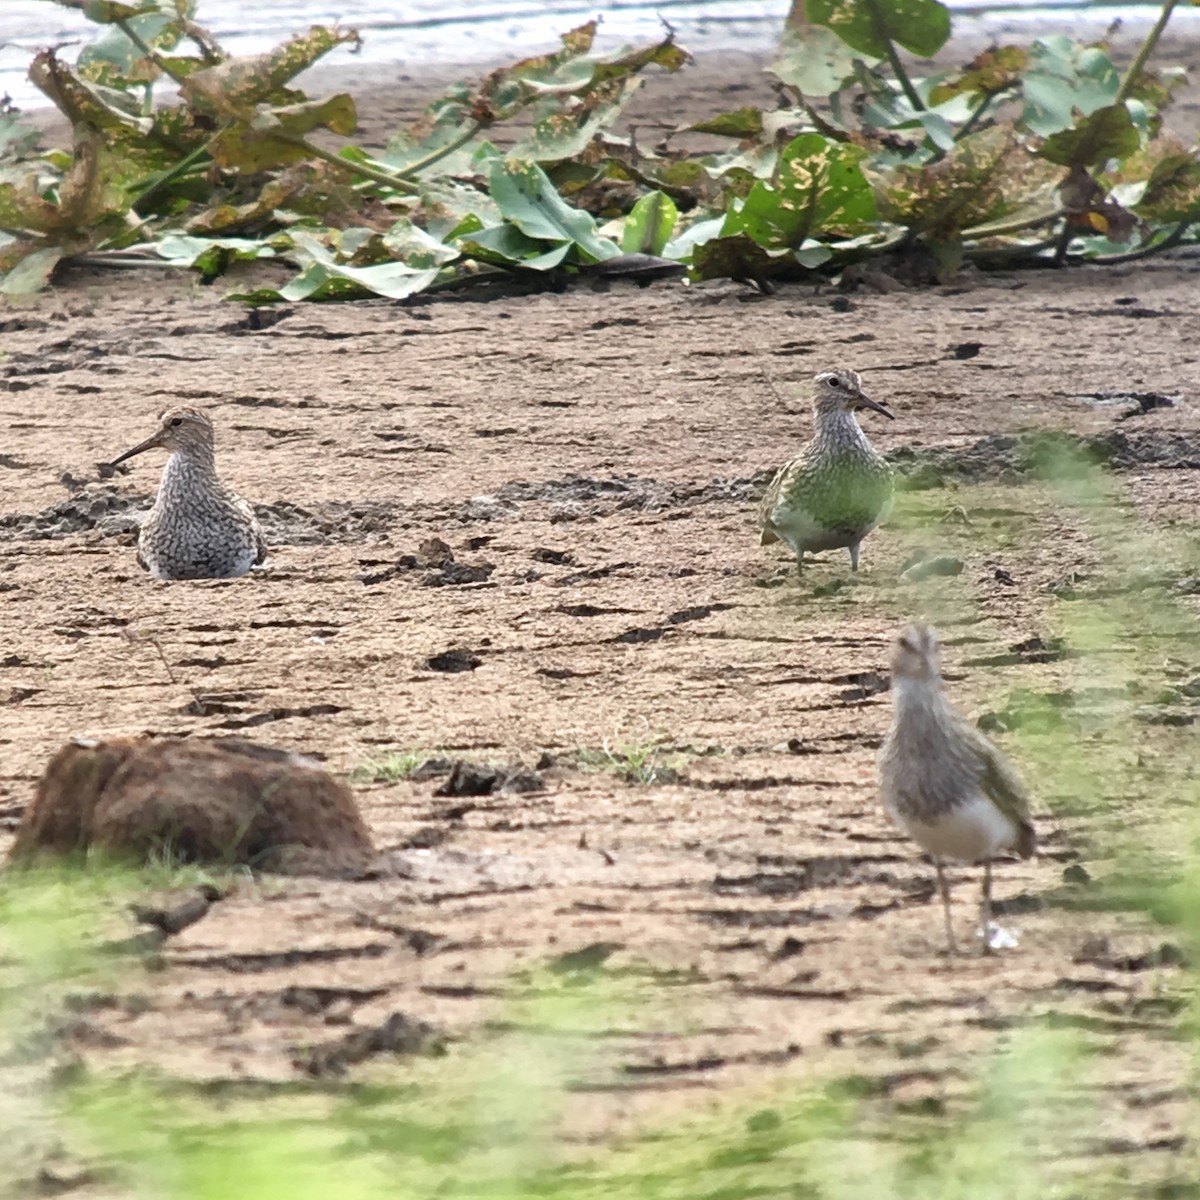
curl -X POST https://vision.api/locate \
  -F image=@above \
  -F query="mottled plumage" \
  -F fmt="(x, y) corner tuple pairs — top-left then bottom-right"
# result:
(877, 623), (1035, 954)
(759, 368), (894, 572)
(109, 406), (266, 580)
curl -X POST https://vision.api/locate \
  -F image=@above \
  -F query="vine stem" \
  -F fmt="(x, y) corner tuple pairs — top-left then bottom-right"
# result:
(389, 120), (487, 182)
(962, 208), (1064, 240)
(954, 91), (997, 143)
(1090, 219), (1192, 264)
(276, 136), (420, 193)
(882, 38), (924, 112)
(1115, 0), (1179, 105)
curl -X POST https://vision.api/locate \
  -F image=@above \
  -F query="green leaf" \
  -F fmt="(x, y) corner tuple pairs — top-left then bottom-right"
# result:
(181, 26), (362, 116)
(82, 1), (156, 22)
(207, 94), (358, 172)
(808, 0), (951, 59)
(723, 134), (875, 250)
(621, 190), (678, 255)
(1038, 104), (1140, 168)
(683, 108), (765, 138)
(417, 180), (501, 241)
(928, 45), (1028, 105)
(1132, 153), (1200, 222)
(78, 7), (190, 87)
(0, 246), (62, 295)
(770, 26), (868, 97)
(876, 124), (1042, 239)
(662, 215), (724, 262)
(277, 259), (439, 301)
(155, 234), (278, 267)
(0, 111), (43, 164)
(691, 234), (780, 282)
(795, 240), (834, 268)
(512, 76), (640, 162)
(488, 158), (619, 262)
(381, 219), (459, 268)
(28, 48), (153, 135)
(459, 225), (573, 270)
(1021, 36), (1119, 137)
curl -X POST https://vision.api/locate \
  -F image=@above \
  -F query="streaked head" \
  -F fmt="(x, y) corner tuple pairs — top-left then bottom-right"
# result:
(891, 622), (942, 683)
(814, 368), (894, 421)
(110, 406), (215, 467)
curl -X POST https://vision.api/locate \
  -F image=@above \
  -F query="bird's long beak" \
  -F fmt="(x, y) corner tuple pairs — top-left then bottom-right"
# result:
(108, 430), (165, 468)
(856, 394), (895, 420)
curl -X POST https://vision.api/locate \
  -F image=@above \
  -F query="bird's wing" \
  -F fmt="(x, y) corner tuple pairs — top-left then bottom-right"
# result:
(757, 461), (793, 542)
(968, 726), (1036, 857)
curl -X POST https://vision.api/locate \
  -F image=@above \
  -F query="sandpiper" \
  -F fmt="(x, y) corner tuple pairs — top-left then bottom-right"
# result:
(759, 368), (894, 573)
(109, 406), (266, 580)
(877, 622), (1036, 955)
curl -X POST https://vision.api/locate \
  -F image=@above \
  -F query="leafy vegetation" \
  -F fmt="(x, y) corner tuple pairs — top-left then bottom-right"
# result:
(2, 0), (1198, 299)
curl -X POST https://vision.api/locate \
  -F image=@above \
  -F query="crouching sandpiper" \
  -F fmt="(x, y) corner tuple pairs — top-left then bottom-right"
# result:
(109, 406), (266, 580)
(759, 367), (894, 574)
(877, 622), (1036, 955)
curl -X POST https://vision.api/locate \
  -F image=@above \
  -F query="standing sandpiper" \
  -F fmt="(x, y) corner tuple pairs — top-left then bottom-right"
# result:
(759, 368), (894, 574)
(109, 406), (266, 580)
(877, 623), (1036, 955)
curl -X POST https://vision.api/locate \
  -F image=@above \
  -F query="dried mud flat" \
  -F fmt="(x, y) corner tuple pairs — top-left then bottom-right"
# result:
(3, 58), (1200, 1186)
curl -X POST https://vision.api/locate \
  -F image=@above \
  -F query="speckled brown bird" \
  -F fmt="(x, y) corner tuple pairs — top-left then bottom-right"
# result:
(877, 622), (1036, 955)
(109, 406), (266, 580)
(759, 368), (894, 572)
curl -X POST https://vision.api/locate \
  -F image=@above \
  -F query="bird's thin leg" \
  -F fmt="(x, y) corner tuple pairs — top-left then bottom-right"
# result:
(980, 859), (994, 956)
(935, 859), (957, 956)
(795, 549), (805, 573)
(849, 541), (860, 572)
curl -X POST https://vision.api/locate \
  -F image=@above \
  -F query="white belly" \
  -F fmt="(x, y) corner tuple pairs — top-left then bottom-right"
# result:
(887, 793), (1019, 863)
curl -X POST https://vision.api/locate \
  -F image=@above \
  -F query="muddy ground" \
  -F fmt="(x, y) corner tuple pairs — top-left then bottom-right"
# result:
(3, 42), (1200, 1191)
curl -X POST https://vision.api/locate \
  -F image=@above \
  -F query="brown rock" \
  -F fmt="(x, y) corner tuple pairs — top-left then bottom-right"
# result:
(11, 737), (375, 878)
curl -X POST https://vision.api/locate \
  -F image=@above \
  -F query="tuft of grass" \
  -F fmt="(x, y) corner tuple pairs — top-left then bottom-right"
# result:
(351, 750), (430, 785)
(577, 733), (688, 785)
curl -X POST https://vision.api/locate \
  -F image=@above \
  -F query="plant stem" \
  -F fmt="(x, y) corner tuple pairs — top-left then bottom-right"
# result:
(277, 135), (419, 193)
(885, 42), (924, 112)
(1115, 0), (1179, 105)
(131, 143), (209, 209)
(1090, 219), (1192, 264)
(390, 120), (487, 181)
(874, 20), (924, 113)
(962, 208), (1064, 240)
(955, 92), (997, 143)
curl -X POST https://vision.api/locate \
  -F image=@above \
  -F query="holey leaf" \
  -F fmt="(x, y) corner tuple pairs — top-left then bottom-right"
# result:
(723, 134), (875, 250)
(1133, 152), (1200, 222)
(876, 124), (1033, 238)
(181, 26), (362, 117)
(489, 158), (619, 261)
(207, 95), (358, 172)
(78, 4), (192, 88)
(807, 0), (951, 59)
(928, 45), (1028, 105)
(1038, 104), (1140, 169)
(512, 75), (641, 162)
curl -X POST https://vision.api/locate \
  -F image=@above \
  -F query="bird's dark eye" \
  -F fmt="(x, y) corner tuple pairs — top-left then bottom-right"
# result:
(169, 417), (183, 427)
(828, 377), (841, 388)
(899, 638), (916, 654)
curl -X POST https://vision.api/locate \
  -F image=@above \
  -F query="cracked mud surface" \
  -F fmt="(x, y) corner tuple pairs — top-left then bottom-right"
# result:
(4, 59), (1200, 1176)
